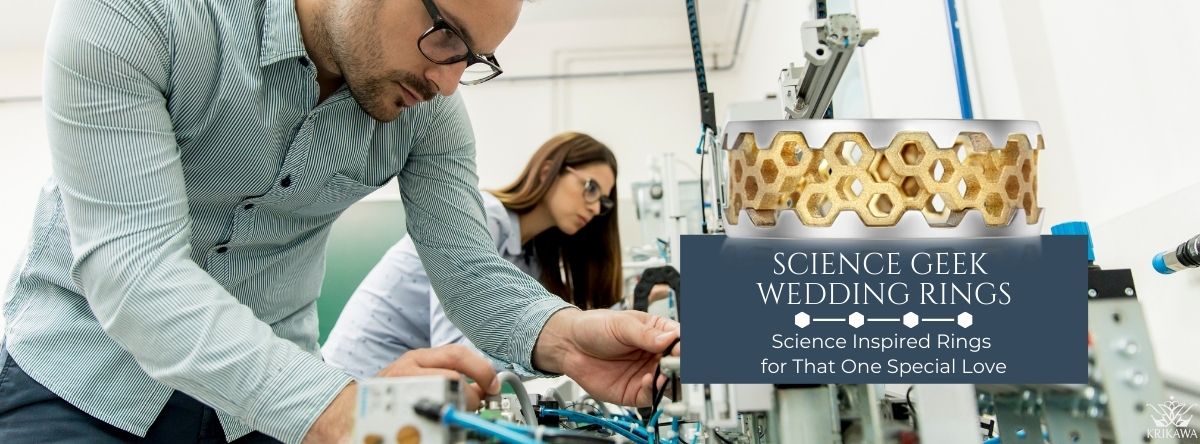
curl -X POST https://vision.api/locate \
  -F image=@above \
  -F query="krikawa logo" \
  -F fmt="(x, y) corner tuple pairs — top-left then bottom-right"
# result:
(1145, 397), (1198, 439)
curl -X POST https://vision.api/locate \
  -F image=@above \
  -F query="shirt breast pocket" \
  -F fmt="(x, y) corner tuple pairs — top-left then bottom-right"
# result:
(293, 172), (384, 217)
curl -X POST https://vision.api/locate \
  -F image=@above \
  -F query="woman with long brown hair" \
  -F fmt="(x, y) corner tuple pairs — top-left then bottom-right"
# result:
(323, 132), (622, 378)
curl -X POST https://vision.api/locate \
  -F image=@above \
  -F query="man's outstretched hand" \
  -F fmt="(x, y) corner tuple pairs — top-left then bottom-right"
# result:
(305, 344), (499, 444)
(532, 309), (680, 406)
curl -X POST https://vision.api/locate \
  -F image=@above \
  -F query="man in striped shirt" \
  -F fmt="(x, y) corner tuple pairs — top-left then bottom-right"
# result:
(0, 0), (680, 442)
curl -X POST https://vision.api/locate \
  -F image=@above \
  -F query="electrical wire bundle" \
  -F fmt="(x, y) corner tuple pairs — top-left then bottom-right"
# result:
(414, 399), (619, 444)
(412, 339), (689, 444)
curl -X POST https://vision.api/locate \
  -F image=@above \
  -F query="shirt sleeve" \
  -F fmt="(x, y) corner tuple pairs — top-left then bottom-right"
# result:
(396, 93), (572, 375)
(43, 0), (350, 442)
(428, 289), (469, 348)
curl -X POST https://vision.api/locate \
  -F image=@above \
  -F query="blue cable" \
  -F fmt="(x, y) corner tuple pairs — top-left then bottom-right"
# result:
(441, 406), (541, 444)
(647, 409), (665, 443)
(983, 437), (1000, 444)
(943, 0), (974, 119)
(541, 408), (650, 444)
(671, 416), (681, 444)
(608, 417), (651, 439)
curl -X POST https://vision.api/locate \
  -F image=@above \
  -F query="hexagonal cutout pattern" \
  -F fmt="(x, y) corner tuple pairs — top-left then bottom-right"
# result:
(835, 176), (861, 201)
(931, 159), (953, 183)
(1005, 174), (1020, 200)
(929, 193), (946, 213)
(724, 128), (1040, 228)
(761, 159), (779, 184)
(870, 155), (895, 182)
(836, 140), (866, 167)
(745, 176), (759, 201)
(962, 177), (981, 201)
(900, 142), (925, 166)
(900, 176), (922, 198)
(869, 193), (894, 218)
(808, 193), (833, 218)
(984, 192), (1005, 218)
(781, 140), (803, 167)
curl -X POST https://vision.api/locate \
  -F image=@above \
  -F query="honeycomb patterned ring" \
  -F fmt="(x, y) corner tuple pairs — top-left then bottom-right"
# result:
(722, 119), (1043, 239)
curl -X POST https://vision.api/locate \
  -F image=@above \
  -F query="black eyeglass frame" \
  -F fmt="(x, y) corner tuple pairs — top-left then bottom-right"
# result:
(565, 167), (615, 216)
(418, 0), (503, 85)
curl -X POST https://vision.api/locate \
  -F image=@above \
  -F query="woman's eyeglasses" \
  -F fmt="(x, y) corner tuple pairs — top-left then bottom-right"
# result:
(565, 167), (614, 216)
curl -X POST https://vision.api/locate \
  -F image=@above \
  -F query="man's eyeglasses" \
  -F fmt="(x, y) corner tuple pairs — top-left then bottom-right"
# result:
(418, 0), (503, 85)
(565, 167), (615, 216)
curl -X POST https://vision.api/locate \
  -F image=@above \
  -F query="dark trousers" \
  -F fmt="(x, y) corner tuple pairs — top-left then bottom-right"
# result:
(0, 344), (282, 444)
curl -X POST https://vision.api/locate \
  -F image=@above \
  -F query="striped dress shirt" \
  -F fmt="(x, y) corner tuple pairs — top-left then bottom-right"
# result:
(2, 0), (570, 442)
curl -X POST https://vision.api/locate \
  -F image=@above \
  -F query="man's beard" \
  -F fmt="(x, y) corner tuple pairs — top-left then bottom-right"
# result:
(344, 68), (435, 122)
(323, 1), (435, 122)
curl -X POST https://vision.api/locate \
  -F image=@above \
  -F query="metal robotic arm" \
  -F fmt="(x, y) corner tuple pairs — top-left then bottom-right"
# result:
(706, 14), (876, 233)
(779, 14), (878, 119)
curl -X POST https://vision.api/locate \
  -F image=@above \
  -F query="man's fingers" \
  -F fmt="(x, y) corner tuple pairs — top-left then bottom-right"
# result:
(375, 350), (489, 407)
(654, 315), (681, 332)
(377, 364), (461, 381)
(409, 345), (498, 395)
(638, 373), (653, 406)
(464, 382), (486, 409)
(610, 312), (680, 354)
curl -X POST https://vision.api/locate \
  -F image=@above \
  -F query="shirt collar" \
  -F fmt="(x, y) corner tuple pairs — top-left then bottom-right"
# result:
(501, 209), (524, 257)
(260, 0), (310, 67)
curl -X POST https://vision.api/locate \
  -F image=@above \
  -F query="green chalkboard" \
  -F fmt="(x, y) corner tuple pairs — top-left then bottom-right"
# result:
(317, 197), (407, 344)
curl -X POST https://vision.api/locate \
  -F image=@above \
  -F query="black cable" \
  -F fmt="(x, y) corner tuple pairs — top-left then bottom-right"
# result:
(685, 0), (708, 95)
(906, 385), (919, 432)
(651, 338), (681, 411)
(646, 337), (683, 444)
(685, 0), (717, 133)
(713, 430), (735, 444)
(686, 0), (717, 236)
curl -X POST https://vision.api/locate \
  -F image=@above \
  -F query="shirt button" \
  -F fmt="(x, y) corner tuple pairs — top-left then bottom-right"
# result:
(280, 175), (292, 188)
(216, 245), (228, 254)
(243, 203), (255, 210)
(298, 57), (309, 67)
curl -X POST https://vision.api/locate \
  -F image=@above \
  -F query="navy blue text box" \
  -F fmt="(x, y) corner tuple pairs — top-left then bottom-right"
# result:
(679, 235), (1087, 384)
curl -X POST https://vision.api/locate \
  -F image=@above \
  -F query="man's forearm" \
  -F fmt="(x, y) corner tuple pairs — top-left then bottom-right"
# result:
(531, 308), (582, 374)
(304, 383), (357, 444)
